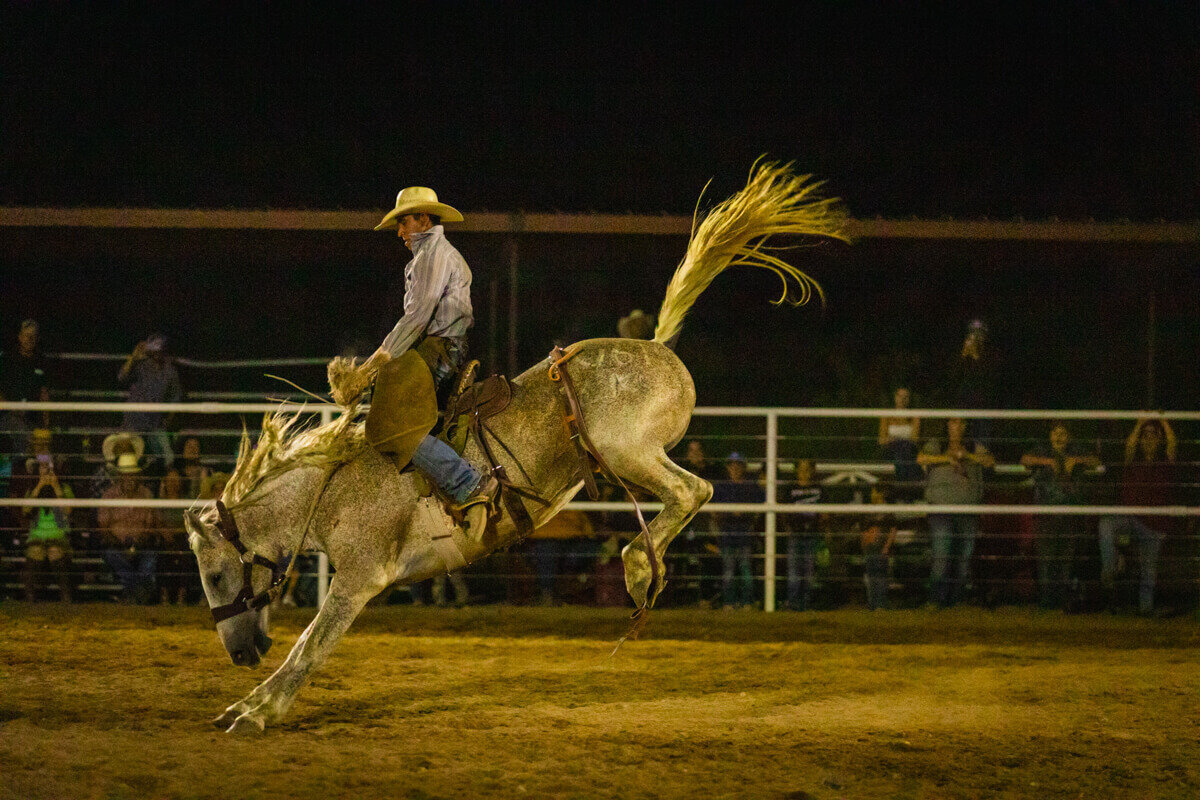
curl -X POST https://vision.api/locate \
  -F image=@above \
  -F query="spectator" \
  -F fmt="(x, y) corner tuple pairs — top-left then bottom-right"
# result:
(157, 467), (196, 604)
(944, 319), (996, 444)
(118, 333), (182, 471)
(178, 435), (212, 499)
(25, 427), (59, 476)
(1020, 422), (1100, 610)
(711, 452), (764, 609)
(200, 471), (230, 501)
(859, 484), (897, 610)
(22, 452), (74, 602)
(617, 309), (656, 340)
(525, 510), (594, 605)
(669, 440), (722, 606)
(0, 319), (52, 459)
(98, 452), (161, 604)
(1098, 417), (1177, 615)
(429, 570), (471, 608)
(918, 417), (995, 608)
(878, 386), (922, 498)
(781, 458), (824, 611)
(679, 439), (723, 482)
(94, 432), (146, 500)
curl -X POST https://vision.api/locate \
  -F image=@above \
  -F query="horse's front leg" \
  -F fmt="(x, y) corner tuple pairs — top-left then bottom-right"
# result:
(216, 581), (375, 734)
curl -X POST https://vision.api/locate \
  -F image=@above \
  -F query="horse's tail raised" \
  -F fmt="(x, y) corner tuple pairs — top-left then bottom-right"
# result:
(652, 159), (849, 348)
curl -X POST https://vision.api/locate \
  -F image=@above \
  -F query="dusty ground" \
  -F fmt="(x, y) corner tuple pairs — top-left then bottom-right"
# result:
(2, 603), (1199, 800)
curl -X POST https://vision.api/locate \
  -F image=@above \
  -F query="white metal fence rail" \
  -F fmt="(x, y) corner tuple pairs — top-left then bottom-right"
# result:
(4, 400), (1199, 611)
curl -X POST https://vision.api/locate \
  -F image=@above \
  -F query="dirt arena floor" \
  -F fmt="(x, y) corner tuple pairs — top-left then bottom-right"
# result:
(2, 603), (1199, 800)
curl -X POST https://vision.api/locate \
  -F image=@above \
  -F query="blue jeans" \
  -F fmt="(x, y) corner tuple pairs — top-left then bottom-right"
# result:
(143, 429), (174, 470)
(863, 553), (890, 610)
(412, 435), (481, 504)
(527, 538), (565, 597)
(721, 544), (754, 607)
(1098, 515), (1163, 613)
(103, 548), (158, 601)
(928, 514), (980, 607)
(785, 535), (818, 610)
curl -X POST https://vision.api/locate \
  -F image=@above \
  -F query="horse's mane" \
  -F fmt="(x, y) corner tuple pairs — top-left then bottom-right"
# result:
(222, 407), (367, 509)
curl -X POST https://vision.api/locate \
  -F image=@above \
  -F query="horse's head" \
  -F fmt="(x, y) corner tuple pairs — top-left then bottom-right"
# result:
(185, 506), (274, 668)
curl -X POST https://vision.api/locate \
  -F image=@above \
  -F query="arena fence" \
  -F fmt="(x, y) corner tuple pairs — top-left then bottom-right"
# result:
(2, 400), (1198, 612)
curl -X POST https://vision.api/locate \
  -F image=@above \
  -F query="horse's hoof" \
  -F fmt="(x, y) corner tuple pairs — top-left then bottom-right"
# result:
(621, 546), (651, 608)
(212, 707), (243, 729)
(226, 712), (266, 736)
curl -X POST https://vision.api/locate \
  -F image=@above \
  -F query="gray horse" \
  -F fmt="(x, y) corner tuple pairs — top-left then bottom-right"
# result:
(186, 162), (846, 733)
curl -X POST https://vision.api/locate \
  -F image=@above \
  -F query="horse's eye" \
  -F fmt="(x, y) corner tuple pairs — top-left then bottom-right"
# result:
(208, 573), (223, 588)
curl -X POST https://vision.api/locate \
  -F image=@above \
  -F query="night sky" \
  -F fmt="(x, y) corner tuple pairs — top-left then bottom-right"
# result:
(2, 3), (1197, 219)
(1, 3), (1198, 418)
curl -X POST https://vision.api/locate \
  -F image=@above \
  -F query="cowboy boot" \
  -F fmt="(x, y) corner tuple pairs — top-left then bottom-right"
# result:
(457, 474), (500, 543)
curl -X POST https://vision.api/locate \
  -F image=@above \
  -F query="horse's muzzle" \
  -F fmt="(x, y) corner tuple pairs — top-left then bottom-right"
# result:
(228, 629), (272, 668)
(229, 647), (261, 668)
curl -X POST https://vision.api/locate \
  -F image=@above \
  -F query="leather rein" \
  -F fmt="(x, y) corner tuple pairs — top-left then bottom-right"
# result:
(209, 466), (338, 624)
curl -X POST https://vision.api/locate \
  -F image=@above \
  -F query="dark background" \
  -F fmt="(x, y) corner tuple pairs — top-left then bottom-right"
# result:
(1, 3), (1197, 410)
(2, 3), (1196, 216)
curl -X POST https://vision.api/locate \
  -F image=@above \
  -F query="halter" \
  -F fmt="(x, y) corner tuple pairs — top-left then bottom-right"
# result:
(209, 499), (290, 623)
(208, 466), (338, 625)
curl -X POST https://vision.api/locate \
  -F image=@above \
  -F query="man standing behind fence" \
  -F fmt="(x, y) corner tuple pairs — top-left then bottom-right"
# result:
(0, 319), (52, 459)
(1020, 422), (1099, 610)
(118, 334), (181, 471)
(918, 417), (995, 608)
(711, 452), (764, 609)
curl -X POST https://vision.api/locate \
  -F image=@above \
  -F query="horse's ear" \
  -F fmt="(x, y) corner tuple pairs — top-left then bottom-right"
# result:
(184, 508), (212, 545)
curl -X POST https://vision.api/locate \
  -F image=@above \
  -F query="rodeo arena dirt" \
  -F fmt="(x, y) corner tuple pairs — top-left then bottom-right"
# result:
(3, 605), (1200, 799)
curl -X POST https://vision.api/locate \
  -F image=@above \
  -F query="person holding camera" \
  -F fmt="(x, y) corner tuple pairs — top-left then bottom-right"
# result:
(22, 446), (74, 602)
(117, 333), (182, 471)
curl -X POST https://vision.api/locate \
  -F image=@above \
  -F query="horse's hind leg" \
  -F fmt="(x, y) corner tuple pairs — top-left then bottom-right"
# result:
(215, 578), (379, 734)
(612, 449), (712, 609)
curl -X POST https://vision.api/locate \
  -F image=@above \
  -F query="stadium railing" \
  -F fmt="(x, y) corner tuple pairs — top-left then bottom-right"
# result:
(2, 400), (1198, 612)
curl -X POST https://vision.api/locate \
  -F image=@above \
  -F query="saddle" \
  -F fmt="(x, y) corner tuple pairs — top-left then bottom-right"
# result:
(418, 360), (542, 548)
(444, 366), (512, 443)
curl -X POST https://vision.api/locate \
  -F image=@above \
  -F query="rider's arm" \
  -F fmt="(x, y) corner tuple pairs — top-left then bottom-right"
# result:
(380, 243), (461, 358)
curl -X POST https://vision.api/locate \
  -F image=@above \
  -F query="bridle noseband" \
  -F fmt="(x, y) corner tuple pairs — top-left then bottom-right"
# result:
(209, 499), (289, 624)
(206, 466), (339, 625)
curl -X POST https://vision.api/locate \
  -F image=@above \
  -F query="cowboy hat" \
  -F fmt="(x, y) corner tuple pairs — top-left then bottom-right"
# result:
(102, 432), (146, 464)
(113, 453), (142, 474)
(374, 187), (463, 231)
(617, 309), (656, 340)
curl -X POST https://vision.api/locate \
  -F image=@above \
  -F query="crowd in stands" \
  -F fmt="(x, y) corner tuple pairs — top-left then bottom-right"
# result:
(1, 316), (1196, 617)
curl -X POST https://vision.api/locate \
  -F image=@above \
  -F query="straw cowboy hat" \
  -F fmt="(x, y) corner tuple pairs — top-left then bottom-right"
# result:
(374, 187), (463, 231)
(113, 453), (143, 475)
(102, 432), (145, 464)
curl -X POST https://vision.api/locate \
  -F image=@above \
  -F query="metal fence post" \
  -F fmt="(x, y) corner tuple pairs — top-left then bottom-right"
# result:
(317, 407), (333, 606)
(764, 411), (778, 612)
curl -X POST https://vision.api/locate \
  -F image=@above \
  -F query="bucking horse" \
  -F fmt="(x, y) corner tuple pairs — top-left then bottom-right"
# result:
(185, 161), (847, 733)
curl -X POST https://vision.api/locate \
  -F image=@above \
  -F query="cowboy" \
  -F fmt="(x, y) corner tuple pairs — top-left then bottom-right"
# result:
(358, 187), (498, 535)
(98, 451), (161, 603)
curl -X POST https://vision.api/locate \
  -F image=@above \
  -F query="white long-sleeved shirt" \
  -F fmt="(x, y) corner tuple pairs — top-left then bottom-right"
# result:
(380, 225), (474, 357)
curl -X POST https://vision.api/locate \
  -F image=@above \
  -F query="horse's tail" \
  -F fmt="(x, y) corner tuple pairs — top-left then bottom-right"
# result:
(652, 159), (849, 348)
